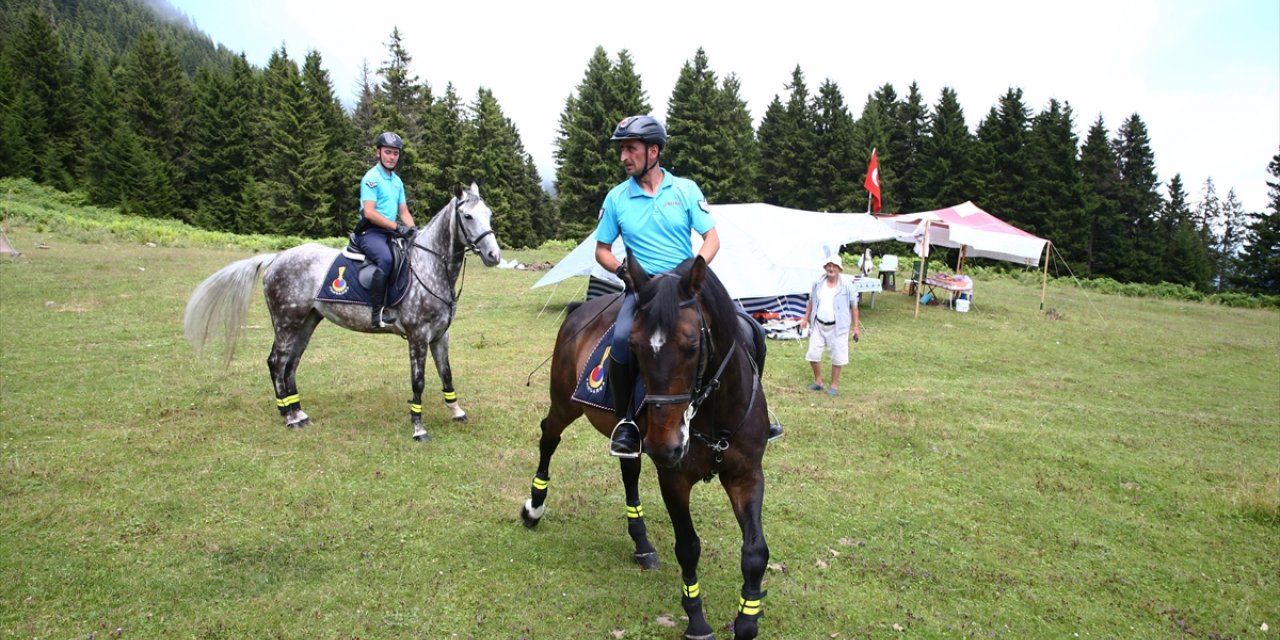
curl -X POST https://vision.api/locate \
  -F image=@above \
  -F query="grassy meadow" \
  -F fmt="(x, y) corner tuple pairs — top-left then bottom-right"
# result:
(1, 221), (1277, 639)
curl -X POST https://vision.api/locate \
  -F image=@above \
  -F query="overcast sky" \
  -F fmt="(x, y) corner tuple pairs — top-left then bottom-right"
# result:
(165, 0), (1279, 213)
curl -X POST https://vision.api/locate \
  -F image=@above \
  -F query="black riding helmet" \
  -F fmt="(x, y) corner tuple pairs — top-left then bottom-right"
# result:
(375, 131), (404, 150)
(610, 115), (667, 150)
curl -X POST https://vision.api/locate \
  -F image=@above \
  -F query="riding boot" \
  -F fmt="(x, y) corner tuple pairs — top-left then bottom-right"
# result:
(608, 358), (641, 458)
(369, 268), (396, 327)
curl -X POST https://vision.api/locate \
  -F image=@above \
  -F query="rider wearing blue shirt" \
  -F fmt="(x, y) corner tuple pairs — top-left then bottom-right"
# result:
(593, 115), (722, 457)
(356, 131), (417, 328)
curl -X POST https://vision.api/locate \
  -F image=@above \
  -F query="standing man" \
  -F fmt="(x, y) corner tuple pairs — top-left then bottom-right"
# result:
(357, 131), (417, 328)
(799, 256), (861, 396)
(593, 115), (722, 457)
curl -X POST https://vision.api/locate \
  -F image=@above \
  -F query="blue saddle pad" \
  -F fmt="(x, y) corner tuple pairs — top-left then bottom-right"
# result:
(571, 323), (645, 413)
(314, 254), (410, 305)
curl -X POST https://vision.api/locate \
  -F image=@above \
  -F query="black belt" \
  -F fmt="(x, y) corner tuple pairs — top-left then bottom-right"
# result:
(815, 319), (835, 326)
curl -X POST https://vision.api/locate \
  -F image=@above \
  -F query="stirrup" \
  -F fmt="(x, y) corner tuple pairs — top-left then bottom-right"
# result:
(767, 410), (784, 443)
(608, 419), (641, 459)
(373, 308), (397, 328)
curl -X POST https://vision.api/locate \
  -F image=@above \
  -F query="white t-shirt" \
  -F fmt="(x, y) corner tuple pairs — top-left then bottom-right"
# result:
(814, 282), (838, 323)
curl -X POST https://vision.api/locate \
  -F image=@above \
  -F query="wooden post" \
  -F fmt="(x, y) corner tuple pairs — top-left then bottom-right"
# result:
(1039, 241), (1051, 310)
(956, 245), (967, 274)
(914, 220), (930, 319)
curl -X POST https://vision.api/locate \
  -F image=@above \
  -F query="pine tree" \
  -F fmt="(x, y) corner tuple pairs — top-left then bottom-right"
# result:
(1079, 116), (1127, 278)
(1023, 99), (1086, 272)
(665, 49), (757, 204)
(756, 66), (817, 209)
(351, 60), (379, 149)
(1159, 174), (1211, 289)
(0, 45), (38, 179)
(810, 79), (860, 212)
(1230, 151), (1280, 293)
(259, 46), (307, 234)
(186, 56), (266, 233)
(553, 47), (650, 239)
(890, 82), (929, 214)
(918, 87), (976, 211)
(1215, 188), (1249, 289)
(459, 88), (530, 247)
(11, 11), (76, 188)
(665, 49), (720, 194)
(300, 50), (355, 235)
(716, 74), (760, 204)
(120, 29), (190, 218)
(979, 88), (1031, 227)
(373, 28), (436, 209)
(1112, 113), (1162, 282)
(424, 83), (467, 201)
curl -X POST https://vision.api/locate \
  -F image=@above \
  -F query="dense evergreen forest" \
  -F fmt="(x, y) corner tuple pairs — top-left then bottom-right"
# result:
(1, 0), (1276, 292)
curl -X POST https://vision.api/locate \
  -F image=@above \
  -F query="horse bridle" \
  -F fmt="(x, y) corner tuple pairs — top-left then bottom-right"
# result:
(449, 192), (495, 257)
(407, 192), (496, 312)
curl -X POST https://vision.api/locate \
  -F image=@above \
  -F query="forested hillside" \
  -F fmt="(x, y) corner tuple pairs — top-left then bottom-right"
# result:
(0, 1), (1276, 291)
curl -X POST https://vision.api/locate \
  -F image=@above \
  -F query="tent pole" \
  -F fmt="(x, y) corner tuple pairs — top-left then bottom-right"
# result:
(957, 245), (967, 274)
(1039, 242), (1051, 310)
(915, 220), (930, 318)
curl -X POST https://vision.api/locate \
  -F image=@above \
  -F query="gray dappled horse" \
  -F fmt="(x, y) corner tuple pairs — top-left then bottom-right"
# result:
(183, 183), (501, 440)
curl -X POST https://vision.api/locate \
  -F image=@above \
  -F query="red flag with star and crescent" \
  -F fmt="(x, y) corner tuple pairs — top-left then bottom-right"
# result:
(864, 149), (882, 213)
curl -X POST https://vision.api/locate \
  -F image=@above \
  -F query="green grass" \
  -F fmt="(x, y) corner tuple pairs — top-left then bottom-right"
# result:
(1, 222), (1277, 639)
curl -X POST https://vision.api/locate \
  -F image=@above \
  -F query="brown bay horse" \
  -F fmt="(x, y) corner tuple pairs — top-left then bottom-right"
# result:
(520, 255), (773, 640)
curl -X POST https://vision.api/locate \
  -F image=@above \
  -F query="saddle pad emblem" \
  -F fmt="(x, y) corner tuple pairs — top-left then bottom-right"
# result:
(329, 266), (350, 295)
(586, 346), (611, 392)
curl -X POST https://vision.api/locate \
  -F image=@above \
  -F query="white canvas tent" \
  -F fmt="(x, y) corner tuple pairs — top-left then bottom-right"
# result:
(533, 202), (898, 316)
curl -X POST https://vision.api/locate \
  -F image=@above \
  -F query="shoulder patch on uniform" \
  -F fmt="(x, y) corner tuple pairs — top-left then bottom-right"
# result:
(597, 207), (605, 220)
(366, 180), (378, 188)
(698, 199), (710, 214)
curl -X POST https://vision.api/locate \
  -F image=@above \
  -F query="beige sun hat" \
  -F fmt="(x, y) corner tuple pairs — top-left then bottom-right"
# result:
(821, 255), (843, 270)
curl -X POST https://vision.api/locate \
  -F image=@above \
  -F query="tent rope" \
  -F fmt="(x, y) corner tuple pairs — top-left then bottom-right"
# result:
(1049, 244), (1108, 325)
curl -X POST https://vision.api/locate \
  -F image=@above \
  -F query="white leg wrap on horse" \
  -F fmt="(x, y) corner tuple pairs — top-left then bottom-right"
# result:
(447, 401), (466, 419)
(523, 498), (545, 521)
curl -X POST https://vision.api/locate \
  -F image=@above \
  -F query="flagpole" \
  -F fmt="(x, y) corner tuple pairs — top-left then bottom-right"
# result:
(866, 147), (876, 214)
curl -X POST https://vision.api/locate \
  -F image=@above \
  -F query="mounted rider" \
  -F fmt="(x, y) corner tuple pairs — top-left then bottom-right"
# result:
(594, 115), (782, 458)
(356, 131), (418, 328)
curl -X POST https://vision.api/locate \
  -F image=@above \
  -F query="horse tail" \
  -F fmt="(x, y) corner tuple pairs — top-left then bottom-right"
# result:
(183, 253), (278, 366)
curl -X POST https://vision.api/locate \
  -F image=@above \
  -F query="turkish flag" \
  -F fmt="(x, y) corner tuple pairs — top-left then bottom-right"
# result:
(864, 150), (882, 213)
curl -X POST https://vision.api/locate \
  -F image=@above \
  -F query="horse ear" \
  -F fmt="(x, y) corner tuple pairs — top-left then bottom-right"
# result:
(626, 248), (650, 289)
(685, 256), (707, 296)
(470, 181), (480, 196)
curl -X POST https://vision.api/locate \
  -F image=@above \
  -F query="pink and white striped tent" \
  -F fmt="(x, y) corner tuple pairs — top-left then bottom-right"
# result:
(881, 201), (1049, 267)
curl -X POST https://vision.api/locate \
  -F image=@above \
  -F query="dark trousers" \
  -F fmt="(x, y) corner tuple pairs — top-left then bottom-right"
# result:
(355, 228), (394, 276)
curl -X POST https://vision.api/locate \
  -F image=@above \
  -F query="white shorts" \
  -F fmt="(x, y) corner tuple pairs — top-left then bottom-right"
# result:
(806, 322), (849, 366)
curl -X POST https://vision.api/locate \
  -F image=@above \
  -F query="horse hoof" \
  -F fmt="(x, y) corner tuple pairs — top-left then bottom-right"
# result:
(413, 432), (432, 442)
(452, 415), (469, 423)
(286, 418), (309, 429)
(633, 551), (660, 570)
(519, 507), (541, 529)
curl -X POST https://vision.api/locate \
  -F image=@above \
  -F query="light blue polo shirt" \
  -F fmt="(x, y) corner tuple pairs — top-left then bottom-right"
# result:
(595, 169), (715, 275)
(359, 164), (405, 222)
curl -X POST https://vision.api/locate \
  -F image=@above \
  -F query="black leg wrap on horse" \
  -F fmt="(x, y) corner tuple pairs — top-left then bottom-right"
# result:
(275, 394), (300, 415)
(681, 583), (714, 639)
(530, 471), (550, 505)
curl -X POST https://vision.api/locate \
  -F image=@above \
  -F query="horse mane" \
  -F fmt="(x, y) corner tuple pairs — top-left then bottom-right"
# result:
(636, 258), (738, 346)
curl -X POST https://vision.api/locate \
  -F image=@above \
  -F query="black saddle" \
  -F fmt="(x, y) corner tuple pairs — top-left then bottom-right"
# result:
(344, 232), (410, 289)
